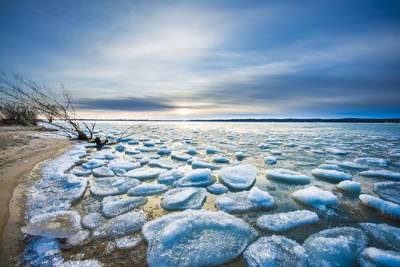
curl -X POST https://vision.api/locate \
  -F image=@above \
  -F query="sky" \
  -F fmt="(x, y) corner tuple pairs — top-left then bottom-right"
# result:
(1, 0), (400, 119)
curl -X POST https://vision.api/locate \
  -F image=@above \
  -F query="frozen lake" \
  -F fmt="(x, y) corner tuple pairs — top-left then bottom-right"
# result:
(23, 122), (400, 266)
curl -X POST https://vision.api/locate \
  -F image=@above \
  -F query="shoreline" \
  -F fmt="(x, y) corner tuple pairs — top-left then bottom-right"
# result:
(0, 126), (71, 264)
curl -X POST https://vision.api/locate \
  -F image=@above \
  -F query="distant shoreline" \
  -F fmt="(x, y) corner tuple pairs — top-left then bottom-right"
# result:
(72, 118), (400, 123)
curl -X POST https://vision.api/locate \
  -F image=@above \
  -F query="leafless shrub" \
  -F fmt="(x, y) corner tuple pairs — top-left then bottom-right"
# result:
(0, 101), (38, 125)
(0, 73), (96, 140)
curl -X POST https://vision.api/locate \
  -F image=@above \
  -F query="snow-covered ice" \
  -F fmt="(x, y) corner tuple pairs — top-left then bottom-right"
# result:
(373, 181), (400, 205)
(359, 194), (400, 220)
(267, 169), (310, 184)
(125, 168), (162, 180)
(161, 187), (206, 211)
(92, 167), (115, 177)
(82, 213), (105, 230)
(243, 235), (308, 267)
(218, 165), (257, 190)
(90, 177), (140, 196)
(101, 195), (147, 217)
(291, 186), (337, 210)
(143, 210), (257, 267)
(359, 223), (400, 252)
(336, 180), (361, 194)
(303, 227), (368, 267)
(108, 160), (140, 171)
(311, 168), (352, 182)
(127, 183), (168, 196)
(256, 210), (319, 232)
(360, 247), (400, 267)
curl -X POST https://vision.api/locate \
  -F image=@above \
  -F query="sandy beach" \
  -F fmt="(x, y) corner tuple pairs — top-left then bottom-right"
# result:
(0, 126), (70, 265)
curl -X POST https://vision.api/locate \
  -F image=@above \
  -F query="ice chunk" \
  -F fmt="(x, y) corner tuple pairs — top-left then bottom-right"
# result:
(186, 147), (197, 155)
(216, 187), (275, 213)
(174, 169), (215, 187)
(219, 165), (257, 190)
(171, 152), (191, 161)
(325, 147), (349, 155)
(212, 155), (230, 163)
(337, 161), (369, 171)
(256, 210), (319, 232)
(157, 169), (183, 185)
(72, 167), (91, 177)
(127, 183), (168, 196)
(303, 227), (368, 267)
(373, 181), (400, 205)
(235, 151), (246, 160)
(108, 160), (140, 171)
(90, 177), (140, 196)
(206, 146), (218, 154)
(82, 159), (105, 170)
(318, 163), (342, 171)
(92, 167), (114, 177)
(360, 247), (400, 267)
(22, 211), (82, 238)
(311, 168), (352, 182)
(125, 148), (140, 155)
(101, 195), (147, 217)
(354, 157), (389, 167)
(359, 194), (400, 220)
(82, 212), (105, 230)
(157, 148), (171, 155)
(191, 159), (221, 170)
(359, 223), (400, 252)
(207, 183), (229, 195)
(66, 230), (90, 247)
(115, 235), (143, 250)
(161, 187), (206, 211)
(265, 155), (277, 165)
(258, 143), (270, 149)
(115, 143), (126, 152)
(267, 169), (310, 184)
(61, 259), (102, 267)
(243, 235), (308, 267)
(336, 180), (361, 194)
(148, 159), (175, 169)
(93, 211), (146, 239)
(22, 236), (63, 267)
(143, 210), (258, 267)
(125, 168), (162, 180)
(291, 186), (337, 210)
(360, 170), (400, 180)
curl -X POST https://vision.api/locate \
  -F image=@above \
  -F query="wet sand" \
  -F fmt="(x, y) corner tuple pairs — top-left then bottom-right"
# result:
(0, 126), (70, 265)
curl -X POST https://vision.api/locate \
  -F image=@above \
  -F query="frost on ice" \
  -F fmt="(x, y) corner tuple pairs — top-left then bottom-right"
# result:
(143, 210), (258, 267)
(303, 227), (368, 267)
(256, 210), (319, 232)
(243, 235), (308, 267)
(266, 169), (310, 184)
(218, 165), (257, 190)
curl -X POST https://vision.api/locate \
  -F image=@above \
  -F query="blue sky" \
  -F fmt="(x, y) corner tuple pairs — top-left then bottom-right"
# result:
(1, 0), (400, 119)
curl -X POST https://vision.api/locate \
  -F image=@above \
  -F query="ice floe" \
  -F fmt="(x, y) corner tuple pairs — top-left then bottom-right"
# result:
(125, 168), (162, 180)
(115, 235), (143, 250)
(360, 247), (400, 267)
(243, 235), (308, 267)
(93, 211), (146, 239)
(143, 210), (257, 267)
(115, 143), (126, 152)
(157, 169), (184, 185)
(148, 159), (175, 169)
(171, 152), (191, 161)
(101, 195), (147, 217)
(359, 223), (400, 252)
(359, 194), (400, 220)
(161, 187), (207, 211)
(22, 211), (82, 238)
(360, 170), (400, 180)
(267, 169), (310, 184)
(191, 159), (221, 170)
(256, 210), (319, 232)
(82, 159), (105, 170)
(291, 186), (337, 210)
(219, 165), (257, 190)
(72, 167), (91, 177)
(127, 183), (168, 196)
(90, 177), (140, 196)
(212, 155), (230, 163)
(82, 213), (105, 230)
(303, 227), (368, 267)
(338, 161), (369, 171)
(354, 157), (389, 167)
(216, 187), (275, 213)
(92, 167), (114, 177)
(207, 183), (229, 195)
(265, 155), (277, 165)
(174, 169), (215, 187)
(108, 160), (140, 171)
(311, 168), (352, 182)
(373, 181), (400, 205)
(157, 148), (171, 155)
(336, 180), (361, 194)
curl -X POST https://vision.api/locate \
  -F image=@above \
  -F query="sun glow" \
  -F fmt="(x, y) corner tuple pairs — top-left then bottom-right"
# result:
(175, 108), (193, 116)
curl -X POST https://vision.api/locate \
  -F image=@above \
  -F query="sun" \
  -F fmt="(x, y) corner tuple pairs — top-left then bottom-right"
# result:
(175, 108), (192, 116)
